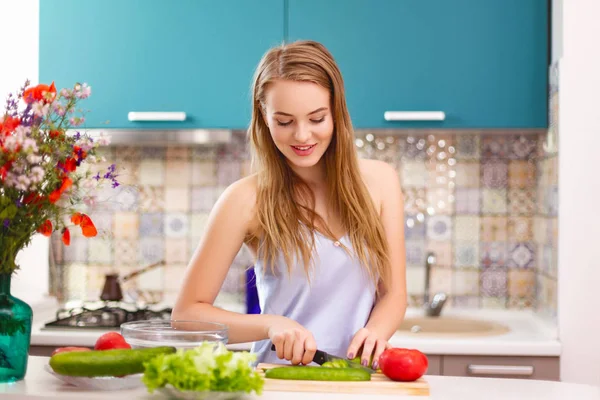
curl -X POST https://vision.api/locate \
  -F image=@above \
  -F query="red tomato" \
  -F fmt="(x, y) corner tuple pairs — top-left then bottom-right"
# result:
(379, 348), (428, 382)
(94, 332), (131, 350)
(50, 347), (91, 357)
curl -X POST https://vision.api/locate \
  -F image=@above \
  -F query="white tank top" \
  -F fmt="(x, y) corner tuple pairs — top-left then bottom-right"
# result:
(250, 231), (377, 364)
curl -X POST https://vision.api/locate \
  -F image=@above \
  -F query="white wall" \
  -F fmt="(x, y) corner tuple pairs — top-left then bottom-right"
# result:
(0, 0), (50, 304)
(558, 0), (600, 386)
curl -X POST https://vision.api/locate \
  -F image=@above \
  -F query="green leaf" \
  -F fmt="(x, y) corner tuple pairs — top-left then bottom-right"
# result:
(0, 205), (17, 219)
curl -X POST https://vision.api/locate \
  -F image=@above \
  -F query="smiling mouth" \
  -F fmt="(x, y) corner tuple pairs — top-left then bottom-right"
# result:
(291, 144), (316, 151)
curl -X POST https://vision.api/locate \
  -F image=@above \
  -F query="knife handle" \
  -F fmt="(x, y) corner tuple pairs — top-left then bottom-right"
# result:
(270, 344), (327, 365)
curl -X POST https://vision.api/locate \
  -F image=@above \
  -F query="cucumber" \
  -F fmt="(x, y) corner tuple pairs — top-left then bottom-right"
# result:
(264, 366), (370, 381)
(49, 346), (176, 377)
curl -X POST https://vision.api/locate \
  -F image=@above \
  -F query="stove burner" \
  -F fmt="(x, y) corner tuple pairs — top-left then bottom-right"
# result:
(44, 302), (172, 329)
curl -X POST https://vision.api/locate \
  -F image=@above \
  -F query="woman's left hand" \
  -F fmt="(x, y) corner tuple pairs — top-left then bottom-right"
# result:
(346, 327), (390, 370)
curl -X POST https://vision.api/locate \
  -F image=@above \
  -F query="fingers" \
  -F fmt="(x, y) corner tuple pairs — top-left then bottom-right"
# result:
(272, 334), (285, 360)
(283, 331), (294, 361)
(360, 335), (377, 367)
(302, 335), (317, 365)
(346, 328), (369, 359)
(371, 339), (388, 370)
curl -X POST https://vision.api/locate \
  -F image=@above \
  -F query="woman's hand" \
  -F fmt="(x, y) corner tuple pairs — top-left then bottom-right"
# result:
(268, 316), (317, 365)
(346, 327), (391, 370)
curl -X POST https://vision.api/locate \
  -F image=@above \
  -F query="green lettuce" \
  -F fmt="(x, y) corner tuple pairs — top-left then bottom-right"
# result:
(142, 342), (264, 395)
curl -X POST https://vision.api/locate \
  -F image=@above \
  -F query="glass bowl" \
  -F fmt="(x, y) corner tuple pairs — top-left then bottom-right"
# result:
(120, 320), (228, 350)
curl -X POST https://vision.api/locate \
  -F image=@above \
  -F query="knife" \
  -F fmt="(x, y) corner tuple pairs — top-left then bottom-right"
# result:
(269, 344), (375, 374)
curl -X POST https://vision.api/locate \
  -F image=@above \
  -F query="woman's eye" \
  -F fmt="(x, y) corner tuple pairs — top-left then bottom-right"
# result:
(276, 120), (293, 127)
(310, 117), (325, 124)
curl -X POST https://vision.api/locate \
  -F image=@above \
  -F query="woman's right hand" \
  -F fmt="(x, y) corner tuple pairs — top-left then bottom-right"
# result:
(268, 316), (317, 365)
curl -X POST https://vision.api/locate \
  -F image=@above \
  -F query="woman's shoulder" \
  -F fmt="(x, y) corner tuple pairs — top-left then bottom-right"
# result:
(357, 159), (401, 212)
(220, 173), (258, 207)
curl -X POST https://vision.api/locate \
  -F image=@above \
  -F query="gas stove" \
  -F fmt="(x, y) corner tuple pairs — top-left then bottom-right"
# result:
(42, 301), (172, 330)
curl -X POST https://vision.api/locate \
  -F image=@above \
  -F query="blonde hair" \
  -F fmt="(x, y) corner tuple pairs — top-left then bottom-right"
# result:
(247, 40), (391, 294)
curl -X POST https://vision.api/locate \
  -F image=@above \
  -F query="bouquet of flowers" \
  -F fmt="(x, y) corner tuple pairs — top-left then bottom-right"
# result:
(0, 80), (119, 275)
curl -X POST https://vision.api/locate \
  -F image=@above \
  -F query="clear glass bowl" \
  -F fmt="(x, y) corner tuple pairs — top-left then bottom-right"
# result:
(120, 320), (228, 350)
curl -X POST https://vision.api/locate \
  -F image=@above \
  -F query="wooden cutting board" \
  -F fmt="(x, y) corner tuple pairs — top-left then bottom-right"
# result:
(256, 363), (430, 396)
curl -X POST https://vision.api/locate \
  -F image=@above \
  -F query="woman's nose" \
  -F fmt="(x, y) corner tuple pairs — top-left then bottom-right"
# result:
(293, 123), (311, 143)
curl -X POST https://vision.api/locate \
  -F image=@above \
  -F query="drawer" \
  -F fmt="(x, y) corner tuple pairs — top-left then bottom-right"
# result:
(442, 355), (560, 381)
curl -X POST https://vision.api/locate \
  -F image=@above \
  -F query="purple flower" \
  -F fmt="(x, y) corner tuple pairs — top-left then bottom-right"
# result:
(111, 181), (120, 188)
(94, 172), (101, 181)
(15, 199), (22, 208)
(74, 132), (81, 140)
(3, 219), (9, 228)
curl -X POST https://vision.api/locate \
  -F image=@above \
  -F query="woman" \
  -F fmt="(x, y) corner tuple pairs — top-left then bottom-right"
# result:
(172, 40), (407, 369)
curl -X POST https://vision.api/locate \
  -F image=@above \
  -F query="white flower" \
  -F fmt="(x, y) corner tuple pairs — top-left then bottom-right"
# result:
(22, 138), (38, 153)
(30, 167), (45, 183)
(96, 133), (111, 146)
(27, 154), (43, 164)
(83, 196), (96, 207)
(16, 175), (32, 191)
(32, 101), (50, 117)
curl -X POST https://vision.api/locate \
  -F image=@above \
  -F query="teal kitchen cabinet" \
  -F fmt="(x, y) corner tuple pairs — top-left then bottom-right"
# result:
(287, 0), (548, 129)
(40, 0), (284, 129)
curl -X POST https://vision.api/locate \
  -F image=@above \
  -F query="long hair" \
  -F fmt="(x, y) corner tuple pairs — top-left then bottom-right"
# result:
(247, 40), (391, 294)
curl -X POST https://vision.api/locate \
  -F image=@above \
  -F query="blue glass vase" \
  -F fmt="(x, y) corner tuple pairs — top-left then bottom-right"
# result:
(0, 273), (32, 383)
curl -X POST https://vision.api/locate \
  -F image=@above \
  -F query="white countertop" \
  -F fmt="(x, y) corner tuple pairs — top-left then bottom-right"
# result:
(2, 356), (598, 400)
(29, 298), (561, 356)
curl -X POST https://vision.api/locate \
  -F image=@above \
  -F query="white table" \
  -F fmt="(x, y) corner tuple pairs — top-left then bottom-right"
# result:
(0, 357), (598, 400)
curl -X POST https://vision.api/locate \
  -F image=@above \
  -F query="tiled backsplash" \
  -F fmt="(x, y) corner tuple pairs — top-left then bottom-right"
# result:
(49, 127), (558, 315)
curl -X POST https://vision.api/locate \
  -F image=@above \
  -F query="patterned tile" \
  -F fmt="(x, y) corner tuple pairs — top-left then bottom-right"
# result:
(481, 161), (508, 189)
(452, 268), (480, 295)
(191, 160), (217, 186)
(165, 188), (190, 212)
(454, 241), (479, 268)
(508, 296), (535, 310)
(402, 135), (428, 160)
(546, 186), (558, 216)
(113, 212), (139, 239)
(509, 135), (538, 159)
(403, 188), (427, 215)
(406, 267), (426, 295)
(63, 238), (89, 263)
(87, 239), (113, 265)
(455, 135), (480, 160)
(426, 188), (453, 215)
(450, 296), (480, 309)
(190, 213), (211, 240)
(406, 239), (426, 267)
(191, 147), (217, 161)
(140, 147), (166, 159)
(113, 239), (139, 266)
(139, 237), (165, 264)
(508, 189), (536, 215)
(480, 267), (508, 297)
(542, 245), (556, 277)
(480, 217), (508, 242)
(400, 161), (428, 187)
(165, 160), (192, 187)
(481, 136), (508, 158)
(454, 163), (480, 188)
(537, 187), (548, 214)
(137, 266), (165, 291)
(217, 160), (242, 186)
(139, 160), (165, 186)
(165, 265), (187, 291)
(165, 239), (189, 265)
(139, 213), (164, 236)
(166, 147), (190, 161)
(480, 242), (506, 268)
(191, 187), (219, 213)
(508, 217), (533, 242)
(138, 186), (165, 212)
(508, 268), (536, 297)
(112, 185), (139, 212)
(508, 160), (536, 188)
(481, 189), (507, 214)
(426, 215), (452, 241)
(65, 263), (88, 300)
(481, 297), (507, 308)
(86, 211), (113, 237)
(427, 162), (453, 188)
(455, 188), (480, 215)
(113, 161), (139, 186)
(428, 267), (453, 295)
(549, 218), (558, 247)
(165, 213), (190, 238)
(426, 242), (453, 267)
(533, 217), (547, 244)
(405, 216), (426, 240)
(507, 242), (536, 268)
(454, 216), (480, 242)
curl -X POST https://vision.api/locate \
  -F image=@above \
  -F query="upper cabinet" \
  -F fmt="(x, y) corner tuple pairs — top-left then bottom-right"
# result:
(39, 0), (284, 129)
(287, 0), (548, 129)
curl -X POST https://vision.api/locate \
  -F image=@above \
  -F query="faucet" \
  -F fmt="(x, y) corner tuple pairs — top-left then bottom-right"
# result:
(424, 252), (448, 317)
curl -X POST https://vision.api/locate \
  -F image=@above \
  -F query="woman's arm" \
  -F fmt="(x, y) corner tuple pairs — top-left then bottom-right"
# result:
(347, 161), (407, 367)
(171, 176), (275, 343)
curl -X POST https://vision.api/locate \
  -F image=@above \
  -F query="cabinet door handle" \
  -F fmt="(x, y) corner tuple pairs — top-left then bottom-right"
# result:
(128, 112), (187, 121)
(384, 111), (445, 121)
(467, 364), (534, 377)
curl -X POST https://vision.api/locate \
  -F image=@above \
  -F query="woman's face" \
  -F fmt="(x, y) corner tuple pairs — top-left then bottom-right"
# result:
(261, 79), (334, 171)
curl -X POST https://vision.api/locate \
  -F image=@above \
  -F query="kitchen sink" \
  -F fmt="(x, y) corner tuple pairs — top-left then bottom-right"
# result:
(397, 316), (510, 337)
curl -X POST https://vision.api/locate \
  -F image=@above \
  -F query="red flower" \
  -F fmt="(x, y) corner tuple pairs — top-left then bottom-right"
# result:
(49, 176), (73, 203)
(49, 130), (64, 139)
(37, 220), (53, 237)
(0, 160), (13, 181)
(71, 212), (97, 238)
(23, 82), (56, 104)
(23, 192), (45, 208)
(62, 228), (71, 246)
(0, 115), (20, 137)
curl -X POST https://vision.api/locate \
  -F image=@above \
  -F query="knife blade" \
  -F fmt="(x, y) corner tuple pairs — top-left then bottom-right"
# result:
(269, 344), (375, 374)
